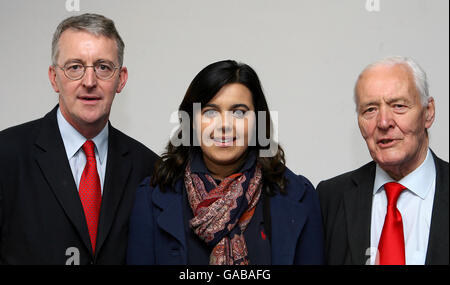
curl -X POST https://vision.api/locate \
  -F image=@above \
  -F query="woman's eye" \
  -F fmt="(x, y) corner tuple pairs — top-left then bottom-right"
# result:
(203, 110), (218, 118)
(232, 109), (246, 118)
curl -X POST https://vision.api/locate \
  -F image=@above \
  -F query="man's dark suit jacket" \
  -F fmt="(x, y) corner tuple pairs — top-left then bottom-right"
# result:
(0, 106), (158, 264)
(317, 151), (448, 265)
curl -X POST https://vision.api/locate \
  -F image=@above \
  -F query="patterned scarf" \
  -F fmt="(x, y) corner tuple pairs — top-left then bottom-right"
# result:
(184, 162), (263, 265)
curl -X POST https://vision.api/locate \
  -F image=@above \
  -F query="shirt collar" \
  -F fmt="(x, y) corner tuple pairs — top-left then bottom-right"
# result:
(57, 107), (108, 164)
(373, 148), (436, 199)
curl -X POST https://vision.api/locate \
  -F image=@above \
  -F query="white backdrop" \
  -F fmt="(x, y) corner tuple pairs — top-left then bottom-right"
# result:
(0, 0), (448, 186)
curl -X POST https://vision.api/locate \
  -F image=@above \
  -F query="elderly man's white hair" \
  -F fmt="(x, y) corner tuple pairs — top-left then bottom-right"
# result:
(354, 56), (431, 109)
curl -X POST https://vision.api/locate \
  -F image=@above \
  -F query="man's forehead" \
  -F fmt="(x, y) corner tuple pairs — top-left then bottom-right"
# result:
(57, 29), (118, 62)
(58, 28), (116, 45)
(359, 64), (413, 86)
(356, 64), (418, 99)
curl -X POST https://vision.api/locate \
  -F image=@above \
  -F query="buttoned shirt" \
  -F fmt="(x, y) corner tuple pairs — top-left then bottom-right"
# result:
(369, 149), (436, 265)
(56, 107), (108, 194)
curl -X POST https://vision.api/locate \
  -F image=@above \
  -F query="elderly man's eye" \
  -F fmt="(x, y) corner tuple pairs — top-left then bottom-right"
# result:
(364, 107), (376, 113)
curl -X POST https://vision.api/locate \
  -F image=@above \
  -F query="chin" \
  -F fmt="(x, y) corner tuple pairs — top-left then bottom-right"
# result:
(210, 155), (240, 166)
(80, 108), (107, 121)
(209, 149), (244, 164)
(374, 153), (406, 168)
(79, 115), (101, 125)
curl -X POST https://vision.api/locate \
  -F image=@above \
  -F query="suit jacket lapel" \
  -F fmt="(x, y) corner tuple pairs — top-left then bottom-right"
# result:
(95, 125), (132, 256)
(425, 152), (449, 265)
(34, 106), (92, 253)
(344, 162), (375, 265)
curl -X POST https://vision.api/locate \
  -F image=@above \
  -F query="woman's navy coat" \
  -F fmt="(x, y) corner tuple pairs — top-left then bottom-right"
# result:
(127, 167), (324, 265)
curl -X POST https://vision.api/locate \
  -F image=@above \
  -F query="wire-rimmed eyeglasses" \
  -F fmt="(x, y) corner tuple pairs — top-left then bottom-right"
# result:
(55, 60), (120, 80)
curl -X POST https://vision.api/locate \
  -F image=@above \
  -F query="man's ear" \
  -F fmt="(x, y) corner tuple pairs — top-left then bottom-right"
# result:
(116, 66), (128, 93)
(48, 65), (60, 93)
(424, 97), (435, 129)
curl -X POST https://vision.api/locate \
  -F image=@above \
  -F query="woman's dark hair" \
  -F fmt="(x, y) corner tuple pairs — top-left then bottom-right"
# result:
(151, 60), (287, 195)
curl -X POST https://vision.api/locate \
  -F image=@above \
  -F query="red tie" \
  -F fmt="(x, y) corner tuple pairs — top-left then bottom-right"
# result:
(377, 182), (406, 265)
(79, 140), (102, 254)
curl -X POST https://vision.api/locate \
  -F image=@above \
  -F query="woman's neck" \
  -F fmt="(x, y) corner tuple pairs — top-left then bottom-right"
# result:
(202, 152), (249, 181)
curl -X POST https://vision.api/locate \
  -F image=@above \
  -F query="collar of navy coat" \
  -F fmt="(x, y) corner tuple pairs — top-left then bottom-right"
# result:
(150, 164), (309, 265)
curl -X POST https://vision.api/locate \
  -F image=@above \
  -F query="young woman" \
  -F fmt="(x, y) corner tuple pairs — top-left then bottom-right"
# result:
(127, 60), (324, 265)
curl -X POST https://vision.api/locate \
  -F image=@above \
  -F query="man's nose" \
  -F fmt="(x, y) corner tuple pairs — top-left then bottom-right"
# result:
(376, 107), (395, 130)
(82, 66), (97, 88)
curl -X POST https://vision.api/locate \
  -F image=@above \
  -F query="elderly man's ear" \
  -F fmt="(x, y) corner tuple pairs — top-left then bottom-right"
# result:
(425, 97), (435, 129)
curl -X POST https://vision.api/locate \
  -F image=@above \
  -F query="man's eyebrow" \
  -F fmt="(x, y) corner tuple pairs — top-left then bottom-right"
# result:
(62, 58), (114, 65)
(385, 97), (409, 105)
(360, 101), (378, 108)
(94, 59), (115, 64)
(63, 58), (83, 64)
(359, 97), (410, 109)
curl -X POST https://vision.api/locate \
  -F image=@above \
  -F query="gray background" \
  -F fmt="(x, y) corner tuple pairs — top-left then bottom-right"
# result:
(0, 0), (448, 186)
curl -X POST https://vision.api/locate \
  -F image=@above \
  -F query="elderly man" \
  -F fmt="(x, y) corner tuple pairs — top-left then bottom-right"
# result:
(317, 56), (448, 265)
(0, 14), (158, 264)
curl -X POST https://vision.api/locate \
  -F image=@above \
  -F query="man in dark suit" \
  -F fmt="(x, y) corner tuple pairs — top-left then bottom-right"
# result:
(0, 13), (158, 264)
(317, 56), (448, 265)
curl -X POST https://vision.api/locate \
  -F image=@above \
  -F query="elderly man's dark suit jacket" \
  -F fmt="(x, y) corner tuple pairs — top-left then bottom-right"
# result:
(317, 151), (448, 265)
(0, 106), (158, 264)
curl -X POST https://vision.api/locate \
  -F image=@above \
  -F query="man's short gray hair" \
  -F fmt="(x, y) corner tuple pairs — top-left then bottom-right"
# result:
(354, 56), (430, 109)
(51, 13), (125, 66)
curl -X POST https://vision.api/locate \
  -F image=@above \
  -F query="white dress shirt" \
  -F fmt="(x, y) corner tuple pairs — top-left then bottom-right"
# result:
(57, 108), (108, 194)
(369, 149), (436, 265)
